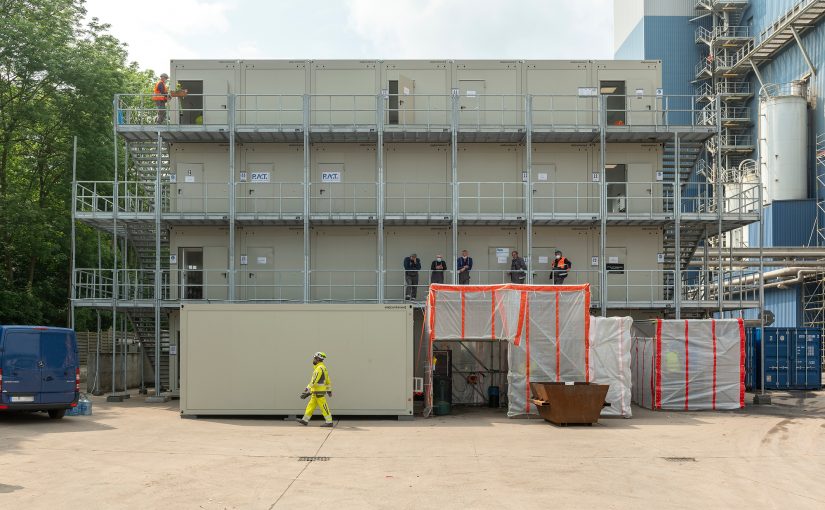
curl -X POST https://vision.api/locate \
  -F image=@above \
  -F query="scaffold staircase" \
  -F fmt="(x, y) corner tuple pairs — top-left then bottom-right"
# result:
(126, 309), (171, 391)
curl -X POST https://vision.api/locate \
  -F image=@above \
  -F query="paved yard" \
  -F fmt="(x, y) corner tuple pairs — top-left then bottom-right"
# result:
(1, 392), (824, 509)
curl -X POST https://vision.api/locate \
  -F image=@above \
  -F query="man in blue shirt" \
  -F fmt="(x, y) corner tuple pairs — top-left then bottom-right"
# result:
(403, 253), (422, 300)
(457, 249), (472, 285)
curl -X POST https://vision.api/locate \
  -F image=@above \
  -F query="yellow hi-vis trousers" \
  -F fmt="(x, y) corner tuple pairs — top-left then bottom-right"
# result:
(303, 393), (332, 422)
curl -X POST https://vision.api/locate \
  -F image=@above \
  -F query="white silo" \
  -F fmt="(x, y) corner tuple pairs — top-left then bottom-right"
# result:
(759, 82), (808, 204)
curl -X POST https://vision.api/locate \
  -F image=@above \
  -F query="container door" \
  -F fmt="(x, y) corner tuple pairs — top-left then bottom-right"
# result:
(488, 246), (515, 285)
(532, 164), (555, 215)
(459, 80), (485, 127)
(627, 163), (654, 214)
(1, 331), (41, 402)
(398, 74), (415, 125)
(241, 163), (275, 214)
(532, 246), (557, 283)
(246, 246), (275, 300)
(39, 331), (77, 404)
(181, 248), (204, 300)
(606, 247), (628, 303)
(606, 164), (627, 214)
(204, 246), (229, 300)
(174, 163), (205, 214)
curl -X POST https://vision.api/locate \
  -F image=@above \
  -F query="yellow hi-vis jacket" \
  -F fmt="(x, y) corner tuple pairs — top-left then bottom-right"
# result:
(307, 362), (332, 393)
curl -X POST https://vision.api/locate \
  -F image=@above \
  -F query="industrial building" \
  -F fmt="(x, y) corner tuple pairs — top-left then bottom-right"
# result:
(615, 0), (825, 353)
(72, 58), (763, 397)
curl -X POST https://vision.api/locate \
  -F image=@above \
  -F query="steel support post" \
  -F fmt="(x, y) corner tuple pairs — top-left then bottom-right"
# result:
(599, 95), (607, 316)
(525, 95), (533, 284)
(716, 95), (723, 313)
(70, 136), (77, 329)
(674, 133), (682, 318)
(791, 26), (817, 76)
(303, 95), (311, 302)
(109, 99), (120, 400)
(228, 94), (236, 301)
(451, 91), (459, 284)
(377, 93), (385, 301)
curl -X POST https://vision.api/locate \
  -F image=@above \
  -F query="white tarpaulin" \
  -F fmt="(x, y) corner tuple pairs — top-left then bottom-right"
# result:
(632, 319), (745, 410)
(589, 316), (632, 417)
(424, 284), (633, 418)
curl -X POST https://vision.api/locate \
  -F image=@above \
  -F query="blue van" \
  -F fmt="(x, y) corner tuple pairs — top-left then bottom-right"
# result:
(0, 326), (79, 419)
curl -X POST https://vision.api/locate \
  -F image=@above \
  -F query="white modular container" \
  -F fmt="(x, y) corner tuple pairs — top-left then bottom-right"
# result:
(180, 303), (414, 417)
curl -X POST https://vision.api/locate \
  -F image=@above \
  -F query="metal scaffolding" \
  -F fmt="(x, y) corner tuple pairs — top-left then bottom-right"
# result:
(72, 84), (769, 397)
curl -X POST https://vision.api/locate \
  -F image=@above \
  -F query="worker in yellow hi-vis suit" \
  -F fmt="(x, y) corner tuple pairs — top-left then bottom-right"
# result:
(297, 352), (333, 427)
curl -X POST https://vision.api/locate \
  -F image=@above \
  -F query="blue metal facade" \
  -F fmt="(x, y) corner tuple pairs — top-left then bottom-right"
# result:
(747, 199), (818, 247)
(615, 15), (700, 97)
(717, 286), (802, 327)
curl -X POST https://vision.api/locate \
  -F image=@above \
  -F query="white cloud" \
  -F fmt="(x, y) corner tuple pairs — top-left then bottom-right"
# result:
(82, 0), (614, 74)
(84, 0), (236, 73)
(343, 0), (613, 59)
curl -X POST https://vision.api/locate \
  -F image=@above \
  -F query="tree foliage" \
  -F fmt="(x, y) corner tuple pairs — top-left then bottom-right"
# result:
(0, 0), (153, 326)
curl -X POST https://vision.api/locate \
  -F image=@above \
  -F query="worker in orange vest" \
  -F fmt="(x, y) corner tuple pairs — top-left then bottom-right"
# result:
(551, 250), (572, 284)
(152, 73), (170, 123)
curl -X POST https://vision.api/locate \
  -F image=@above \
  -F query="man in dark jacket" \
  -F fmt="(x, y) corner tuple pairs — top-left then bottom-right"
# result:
(552, 250), (572, 284)
(430, 254), (447, 284)
(509, 250), (527, 284)
(403, 253), (422, 300)
(457, 250), (473, 285)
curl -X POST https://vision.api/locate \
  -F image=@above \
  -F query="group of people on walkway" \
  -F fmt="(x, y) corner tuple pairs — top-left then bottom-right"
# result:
(403, 250), (572, 300)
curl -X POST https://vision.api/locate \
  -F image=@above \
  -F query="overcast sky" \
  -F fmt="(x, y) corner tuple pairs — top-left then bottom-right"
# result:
(83, 0), (614, 74)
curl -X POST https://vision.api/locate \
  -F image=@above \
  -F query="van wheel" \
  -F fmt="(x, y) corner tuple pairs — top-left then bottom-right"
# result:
(48, 409), (66, 420)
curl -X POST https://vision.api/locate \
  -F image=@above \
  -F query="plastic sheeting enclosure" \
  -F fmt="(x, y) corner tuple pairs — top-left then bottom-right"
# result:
(424, 284), (633, 417)
(632, 319), (745, 410)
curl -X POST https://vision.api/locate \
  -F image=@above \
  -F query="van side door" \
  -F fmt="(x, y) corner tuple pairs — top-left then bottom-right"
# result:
(39, 331), (78, 404)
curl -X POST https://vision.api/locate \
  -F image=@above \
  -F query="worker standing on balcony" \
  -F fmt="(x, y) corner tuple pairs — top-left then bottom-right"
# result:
(509, 250), (527, 284)
(152, 73), (170, 123)
(297, 352), (333, 427)
(404, 253), (422, 300)
(457, 250), (473, 285)
(551, 250), (572, 285)
(430, 254), (447, 284)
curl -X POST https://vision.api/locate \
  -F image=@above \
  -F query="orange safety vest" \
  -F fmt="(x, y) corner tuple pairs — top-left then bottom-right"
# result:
(553, 257), (570, 276)
(152, 80), (168, 102)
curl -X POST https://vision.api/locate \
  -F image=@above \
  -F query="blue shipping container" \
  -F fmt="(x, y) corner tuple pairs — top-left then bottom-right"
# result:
(746, 328), (822, 390)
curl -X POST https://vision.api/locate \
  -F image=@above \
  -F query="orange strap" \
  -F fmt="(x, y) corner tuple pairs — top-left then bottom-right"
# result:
(524, 296), (531, 414)
(684, 320), (690, 410)
(555, 290), (560, 382)
(711, 319), (717, 410)
(490, 289), (496, 339)
(584, 286), (591, 382)
(460, 292), (466, 338)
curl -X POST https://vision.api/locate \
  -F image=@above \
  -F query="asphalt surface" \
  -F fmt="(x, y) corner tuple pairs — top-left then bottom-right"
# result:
(1, 391), (824, 509)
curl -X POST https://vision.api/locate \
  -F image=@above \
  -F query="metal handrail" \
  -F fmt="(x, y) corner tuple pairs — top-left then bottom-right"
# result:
(114, 92), (717, 129)
(115, 93), (231, 126)
(457, 182), (525, 217)
(309, 182), (378, 216)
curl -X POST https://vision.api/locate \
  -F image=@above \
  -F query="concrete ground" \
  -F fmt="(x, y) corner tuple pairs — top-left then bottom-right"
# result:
(1, 392), (824, 509)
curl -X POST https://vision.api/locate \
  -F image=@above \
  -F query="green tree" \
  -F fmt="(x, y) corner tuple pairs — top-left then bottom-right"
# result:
(0, 0), (153, 326)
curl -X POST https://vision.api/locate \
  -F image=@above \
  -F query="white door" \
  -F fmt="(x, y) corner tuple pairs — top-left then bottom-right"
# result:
(204, 246), (228, 300)
(606, 247), (628, 304)
(532, 246), (557, 283)
(398, 74), (415, 125)
(240, 163), (275, 214)
(244, 246), (275, 300)
(174, 163), (204, 213)
(488, 246), (515, 285)
(628, 163), (654, 214)
(459, 80), (486, 126)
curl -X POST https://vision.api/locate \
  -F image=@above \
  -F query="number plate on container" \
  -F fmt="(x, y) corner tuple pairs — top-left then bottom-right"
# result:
(11, 396), (35, 402)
